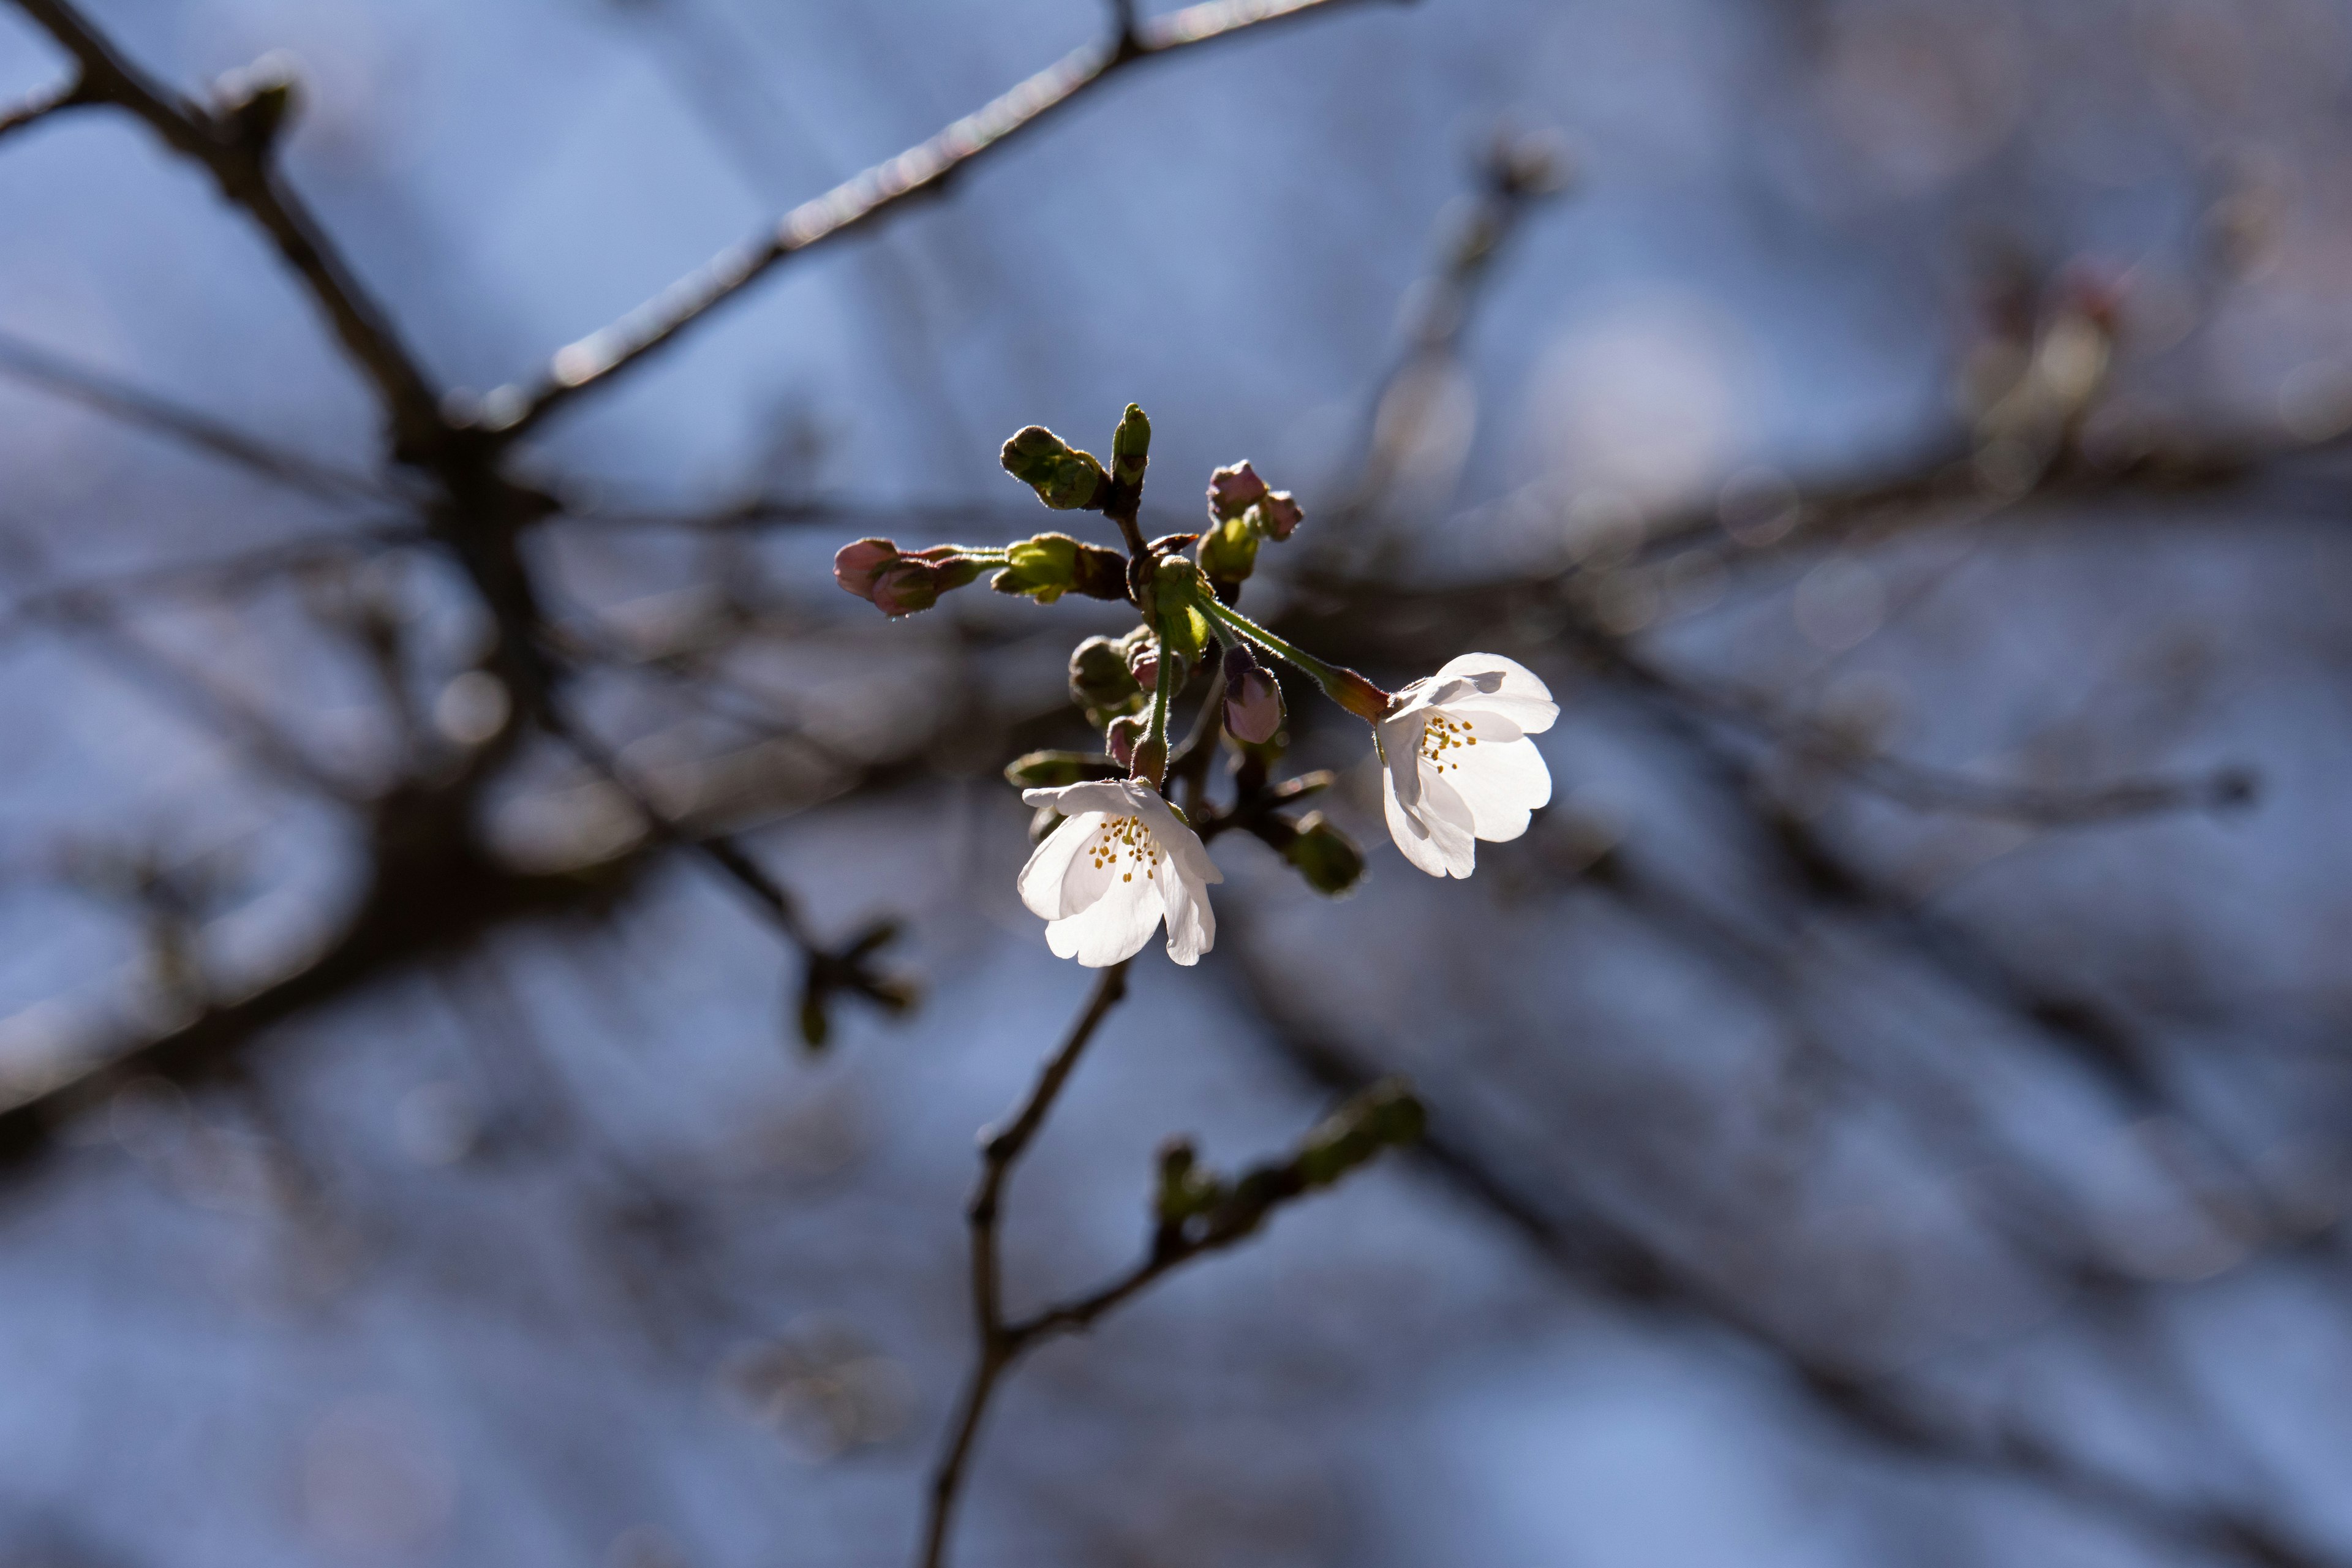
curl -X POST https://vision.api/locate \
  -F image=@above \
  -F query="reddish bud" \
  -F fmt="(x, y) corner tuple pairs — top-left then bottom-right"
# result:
(1208, 462), (1269, 521)
(1256, 491), (1304, 541)
(1106, 715), (1145, 771)
(834, 538), (899, 600)
(1224, 668), (1283, 743)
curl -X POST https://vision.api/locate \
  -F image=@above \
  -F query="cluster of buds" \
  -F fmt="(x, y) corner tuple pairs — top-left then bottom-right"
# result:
(831, 401), (1562, 971)
(1196, 461), (1303, 600)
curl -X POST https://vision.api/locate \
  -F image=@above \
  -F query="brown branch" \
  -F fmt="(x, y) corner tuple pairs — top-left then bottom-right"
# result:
(918, 963), (1420, 1568)
(1604, 638), (2258, 827)
(0, 69), (89, 140)
(7, 0), (450, 461)
(921, 960), (1131, 1568)
(482, 0), (1408, 440)
(0, 327), (394, 502)
(1219, 949), (2352, 1568)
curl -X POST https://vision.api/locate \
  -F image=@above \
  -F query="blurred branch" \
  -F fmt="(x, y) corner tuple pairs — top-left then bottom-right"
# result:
(0, 328), (395, 503)
(483, 0), (1409, 439)
(7, 0), (450, 461)
(1221, 948), (2352, 1568)
(919, 963), (1421, 1567)
(1605, 638), (2258, 826)
(0, 69), (88, 140)
(0, 523), (423, 647)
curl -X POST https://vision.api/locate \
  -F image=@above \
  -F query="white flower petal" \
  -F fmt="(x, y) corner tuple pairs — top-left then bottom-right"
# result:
(1045, 869), (1165, 967)
(1022, 779), (1150, 816)
(1383, 752), (1479, 878)
(1448, 734), (1551, 842)
(1431, 652), (1558, 733)
(1018, 811), (1104, 919)
(1159, 856), (1216, 965)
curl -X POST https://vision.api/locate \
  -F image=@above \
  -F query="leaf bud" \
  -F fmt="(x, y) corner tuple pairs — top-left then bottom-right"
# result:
(1155, 1136), (1223, 1223)
(1068, 635), (1144, 714)
(1295, 1077), (1425, 1188)
(1004, 750), (1123, 788)
(992, 532), (1128, 604)
(1001, 426), (1106, 511)
(1282, 811), (1365, 897)
(1196, 511), (1261, 590)
(1110, 403), (1152, 486)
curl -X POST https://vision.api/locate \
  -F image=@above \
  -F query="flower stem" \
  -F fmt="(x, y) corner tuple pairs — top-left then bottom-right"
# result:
(1196, 598), (1390, 721)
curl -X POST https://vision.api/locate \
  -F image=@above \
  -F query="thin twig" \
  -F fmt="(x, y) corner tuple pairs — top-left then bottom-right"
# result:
(1600, 638), (2256, 826)
(8, 0), (449, 459)
(0, 327), (395, 502)
(483, 0), (1406, 439)
(922, 960), (1131, 1568)
(0, 70), (88, 140)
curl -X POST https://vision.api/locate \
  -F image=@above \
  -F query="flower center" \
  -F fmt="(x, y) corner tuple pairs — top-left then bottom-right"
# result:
(1419, 711), (1479, 772)
(1087, 814), (1160, 883)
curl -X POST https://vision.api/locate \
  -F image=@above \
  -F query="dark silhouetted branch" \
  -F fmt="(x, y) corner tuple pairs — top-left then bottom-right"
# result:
(7, 0), (450, 460)
(483, 0), (1409, 439)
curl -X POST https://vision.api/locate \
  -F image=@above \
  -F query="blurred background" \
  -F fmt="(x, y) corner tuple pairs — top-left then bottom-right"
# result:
(4, 0), (2352, 1564)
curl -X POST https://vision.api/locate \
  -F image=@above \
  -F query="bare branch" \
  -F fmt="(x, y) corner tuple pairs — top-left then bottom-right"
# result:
(1604, 638), (2257, 826)
(7, 0), (449, 460)
(0, 70), (88, 141)
(0, 328), (394, 502)
(482, 0), (1407, 439)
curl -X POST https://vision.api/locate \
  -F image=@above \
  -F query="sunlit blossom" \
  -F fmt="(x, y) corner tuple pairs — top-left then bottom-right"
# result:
(1375, 654), (1558, 878)
(1017, 780), (1221, 966)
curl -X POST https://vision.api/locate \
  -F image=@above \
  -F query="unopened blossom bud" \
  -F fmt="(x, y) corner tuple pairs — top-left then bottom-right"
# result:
(1295, 1077), (1425, 1187)
(1282, 811), (1365, 897)
(1207, 461), (1269, 522)
(833, 537), (899, 600)
(1222, 645), (1283, 743)
(993, 532), (1128, 604)
(1001, 426), (1106, 511)
(1111, 403), (1152, 486)
(1196, 512), (1260, 589)
(1104, 715), (1145, 771)
(1127, 633), (1186, 696)
(1251, 491), (1304, 541)
(1068, 636), (1144, 715)
(872, 552), (984, 617)
(835, 538), (984, 617)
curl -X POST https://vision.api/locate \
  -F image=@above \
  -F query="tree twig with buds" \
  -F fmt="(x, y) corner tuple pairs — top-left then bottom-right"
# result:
(919, 962), (1423, 1568)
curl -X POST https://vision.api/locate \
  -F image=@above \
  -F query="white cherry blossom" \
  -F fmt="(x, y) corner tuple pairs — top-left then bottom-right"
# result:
(1017, 779), (1222, 966)
(1376, 653), (1558, 879)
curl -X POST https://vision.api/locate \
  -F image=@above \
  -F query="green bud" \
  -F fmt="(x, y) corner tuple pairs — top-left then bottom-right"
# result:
(1005, 750), (1123, 788)
(1282, 811), (1365, 897)
(1067, 636), (1144, 714)
(1295, 1077), (1425, 1188)
(1155, 1136), (1223, 1224)
(1001, 426), (1107, 511)
(1196, 513), (1261, 588)
(1111, 403), (1152, 486)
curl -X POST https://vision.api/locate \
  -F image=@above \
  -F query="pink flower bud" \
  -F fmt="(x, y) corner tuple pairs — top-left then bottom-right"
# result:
(870, 559), (947, 617)
(1207, 462), (1269, 521)
(1224, 666), (1283, 743)
(1257, 490), (1304, 541)
(1106, 715), (1145, 771)
(834, 538), (899, 601)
